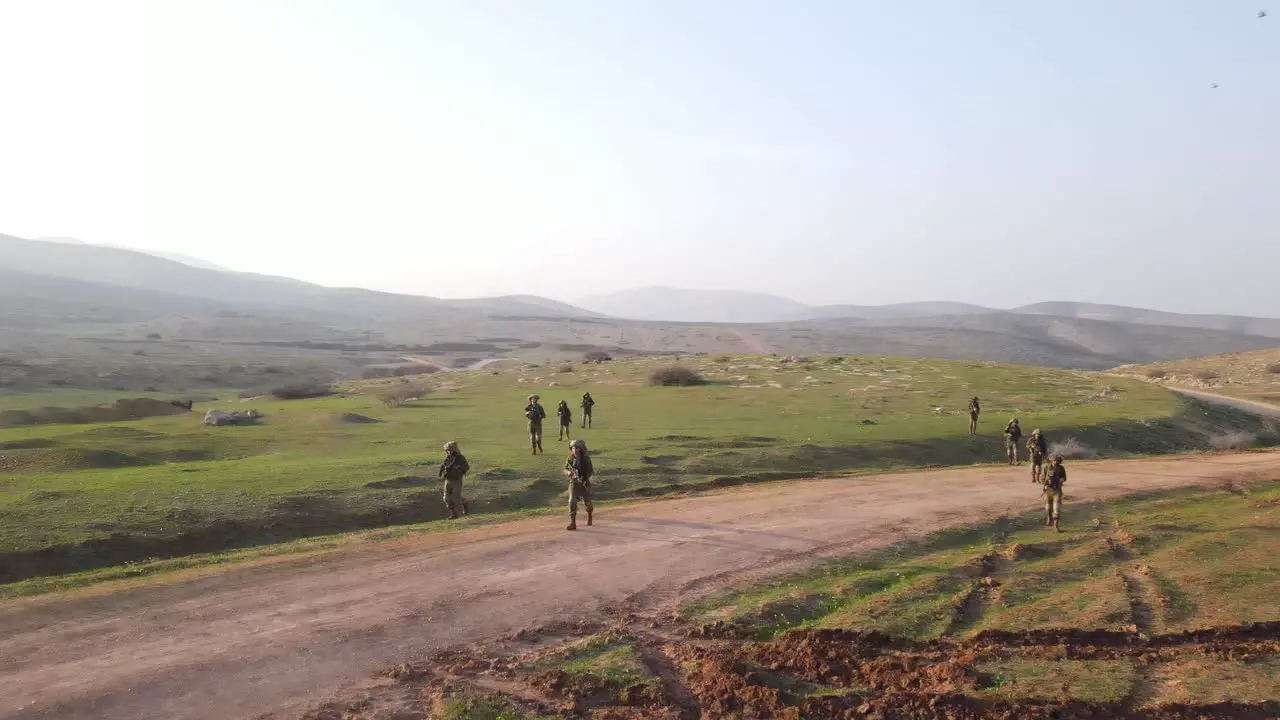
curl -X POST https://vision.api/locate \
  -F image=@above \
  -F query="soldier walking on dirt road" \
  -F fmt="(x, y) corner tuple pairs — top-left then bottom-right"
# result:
(565, 439), (594, 530)
(1043, 455), (1067, 531)
(556, 400), (572, 441)
(1004, 417), (1022, 465)
(580, 392), (595, 429)
(525, 394), (546, 455)
(439, 441), (470, 519)
(968, 396), (981, 436)
(1027, 428), (1048, 483)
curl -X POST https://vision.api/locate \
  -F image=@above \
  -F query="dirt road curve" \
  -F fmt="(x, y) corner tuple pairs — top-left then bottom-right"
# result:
(3, 451), (1279, 720)
(1169, 388), (1280, 418)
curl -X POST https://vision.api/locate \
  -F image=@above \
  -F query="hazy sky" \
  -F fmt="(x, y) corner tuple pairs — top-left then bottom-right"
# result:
(1, 1), (1276, 314)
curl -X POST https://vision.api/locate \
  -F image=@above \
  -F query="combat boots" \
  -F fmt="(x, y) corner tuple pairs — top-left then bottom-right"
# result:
(586, 510), (593, 527)
(461, 501), (470, 516)
(566, 512), (577, 531)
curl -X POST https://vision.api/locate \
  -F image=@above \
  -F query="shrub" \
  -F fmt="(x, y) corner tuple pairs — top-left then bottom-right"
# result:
(378, 384), (429, 407)
(558, 364), (575, 373)
(584, 350), (613, 363)
(1192, 370), (1220, 381)
(1047, 437), (1098, 459)
(1209, 431), (1256, 451)
(648, 365), (706, 387)
(361, 364), (440, 380)
(269, 382), (335, 400)
(1266, 363), (1280, 374)
(1145, 368), (1168, 379)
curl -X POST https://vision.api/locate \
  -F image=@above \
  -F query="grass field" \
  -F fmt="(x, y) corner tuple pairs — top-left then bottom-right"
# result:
(1117, 348), (1280, 405)
(2, 354), (1275, 588)
(375, 481), (1280, 719)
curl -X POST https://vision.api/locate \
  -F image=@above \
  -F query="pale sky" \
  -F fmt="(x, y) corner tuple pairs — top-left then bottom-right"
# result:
(1, 1), (1276, 314)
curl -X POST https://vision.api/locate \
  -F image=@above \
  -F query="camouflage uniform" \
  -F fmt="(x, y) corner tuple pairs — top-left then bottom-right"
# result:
(1027, 430), (1048, 483)
(556, 401), (572, 441)
(438, 441), (470, 519)
(1004, 419), (1022, 465)
(564, 440), (594, 530)
(525, 395), (546, 454)
(1043, 457), (1066, 530)
(967, 397), (980, 436)
(580, 393), (595, 429)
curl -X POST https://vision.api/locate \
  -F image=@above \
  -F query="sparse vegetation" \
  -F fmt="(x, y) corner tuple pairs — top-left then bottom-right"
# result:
(360, 364), (440, 379)
(268, 382), (336, 400)
(648, 365), (706, 386)
(583, 350), (612, 363)
(1192, 370), (1220, 381)
(1120, 349), (1280, 404)
(1146, 368), (1168, 379)
(1, 355), (1273, 590)
(377, 384), (429, 408)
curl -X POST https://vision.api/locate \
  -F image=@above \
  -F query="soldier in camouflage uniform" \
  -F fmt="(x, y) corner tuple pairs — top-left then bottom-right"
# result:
(524, 394), (546, 455)
(1043, 454), (1067, 531)
(1004, 417), (1023, 465)
(564, 439), (594, 530)
(556, 400), (573, 441)
(968, 396), (981, 436)
(580, 392), (595, 429)
(1026, 428), (1048, 483)
(438, 441), (470, 519)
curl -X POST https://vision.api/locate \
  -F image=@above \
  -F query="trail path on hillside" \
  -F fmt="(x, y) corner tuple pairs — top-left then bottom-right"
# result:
(3, 451), (1279, 720)
(1169, 387), (1280, 418)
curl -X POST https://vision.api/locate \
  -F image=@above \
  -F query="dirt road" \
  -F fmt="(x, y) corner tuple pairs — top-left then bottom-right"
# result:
(3, 451), (1279, 720)
(1170, 387), (1280, 418)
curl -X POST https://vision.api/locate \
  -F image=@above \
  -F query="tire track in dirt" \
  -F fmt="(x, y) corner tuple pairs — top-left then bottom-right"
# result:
(3, 451), (1279, 720)
(1110, 524), (1162, 712)
(944, 516), (1014, 637)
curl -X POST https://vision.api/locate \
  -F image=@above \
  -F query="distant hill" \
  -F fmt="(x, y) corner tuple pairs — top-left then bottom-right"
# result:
(576, 286), (810, 323)
(792, 301), (995, 321)
(0, 234), (591, 322)
(1014, 302), (1280, 339)
(35, 236), (230, 272)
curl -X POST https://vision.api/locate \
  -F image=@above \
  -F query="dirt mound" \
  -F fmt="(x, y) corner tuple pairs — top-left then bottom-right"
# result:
(365, 476), (430, 489)
(0, 398), (191, 428)
(0, 437), (56, 450)
(0, 448), (151, 473)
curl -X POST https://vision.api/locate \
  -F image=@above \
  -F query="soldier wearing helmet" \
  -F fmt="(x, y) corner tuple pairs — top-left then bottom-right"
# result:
(438, 441), (470, 519)
(1003, 417), (1023, 465)
(1026, 428), (1048, 483)
(1043, 454), (1067, 531)
(564, 439), (594, 530)
(524, 394), (547, 455)
(967, 396), (981, 436)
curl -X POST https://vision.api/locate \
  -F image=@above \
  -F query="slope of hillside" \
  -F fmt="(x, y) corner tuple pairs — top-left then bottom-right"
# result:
(1015, 301), (1280, 339)
(1115, 349), (1280, 404)
(576, 286), (810, 323)
(792, 301), (994, 321)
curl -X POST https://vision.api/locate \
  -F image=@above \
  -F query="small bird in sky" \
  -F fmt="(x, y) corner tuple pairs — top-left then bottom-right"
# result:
(1210, 83), (1220, 89)
(1260, 10), (1268, 18)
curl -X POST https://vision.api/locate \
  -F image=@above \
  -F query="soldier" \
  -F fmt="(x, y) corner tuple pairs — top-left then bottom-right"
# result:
(967, 396), (981, 436)
(1027, 428), (1048, 483)
(438, 441), (470, 519)
(564, 439), (594, 530)
(556, 400), (573, 441)
(1004, 417), (1023, 465)
(580, 392), (595, 429)
(524, 394), (546, 455)
(1043, 454), (1067, 531)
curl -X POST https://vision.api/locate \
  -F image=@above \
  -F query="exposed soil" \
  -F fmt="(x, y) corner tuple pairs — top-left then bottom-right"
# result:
(1, 452), (1278, 719)
(302, 617), (1280, 719)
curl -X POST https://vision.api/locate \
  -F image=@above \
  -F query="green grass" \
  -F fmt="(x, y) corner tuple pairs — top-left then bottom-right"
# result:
(0, 388), (172, 411)
(686, 481), (1280, 639)
(527, 632), (654, 690)
(1, 354), (1273, 587)
(439, 695), (557, 720)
